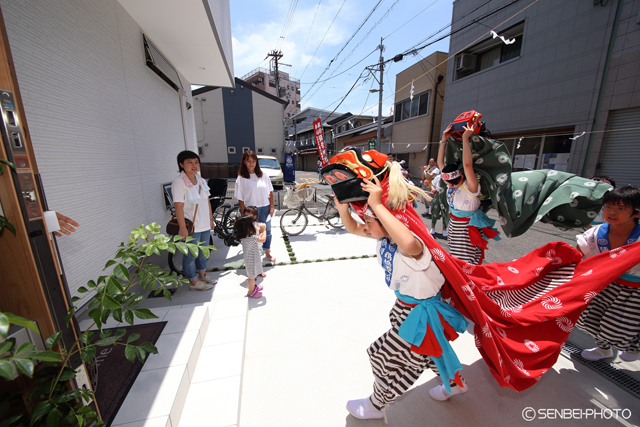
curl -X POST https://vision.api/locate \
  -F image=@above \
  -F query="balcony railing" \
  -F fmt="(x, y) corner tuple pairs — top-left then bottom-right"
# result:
(241, 67), (300, 85)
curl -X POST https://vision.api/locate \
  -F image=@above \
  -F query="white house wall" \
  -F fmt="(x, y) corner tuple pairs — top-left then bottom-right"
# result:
(195, 89), (228, 162)
(1, 0), (196, 299)
(251, 92), (284, 160)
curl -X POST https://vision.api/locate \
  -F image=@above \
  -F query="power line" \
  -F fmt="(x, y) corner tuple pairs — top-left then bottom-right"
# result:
(305, 0), (400, 103)
(275, 0), (299, 52)
(294, 0), (322, 77)
(300, 47), (378, 85)
(298, 0), (348, 81)
(384, 0), (442, 39)
(302, 0), (386, 100)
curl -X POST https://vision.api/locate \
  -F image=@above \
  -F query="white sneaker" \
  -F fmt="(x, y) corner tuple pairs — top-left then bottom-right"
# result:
(189, 280), (214, 291)
(346, 397), (384, 420)
(581, 347), (613, 361)
(442, 230), (448, 238)
(199, 275), (218, 285)
(429, 379), (468, 401)
(430, 228), (436, 235)
(619, 350), (640, 362)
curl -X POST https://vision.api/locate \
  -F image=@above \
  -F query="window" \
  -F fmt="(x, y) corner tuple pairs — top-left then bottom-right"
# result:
(271, 148), (277, 154)
(143, 34), (183, 91)
(455, 22), (524, 80)
(257, 147), (264, 154)
(228, 147), (236, 154)
(198, 146), (204, 156)
(242, 147), (250, 153)
(394, 91), (430, 123)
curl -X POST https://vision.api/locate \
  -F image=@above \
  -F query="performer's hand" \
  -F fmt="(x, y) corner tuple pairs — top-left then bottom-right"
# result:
(334, 196), (349, 213)
(462, 123), (476, 140)
(441, 124), (453, 142)
(361, 175), (383, 208)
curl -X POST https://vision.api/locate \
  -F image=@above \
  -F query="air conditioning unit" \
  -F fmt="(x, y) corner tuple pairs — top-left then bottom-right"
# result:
(456, 53), (477, 72)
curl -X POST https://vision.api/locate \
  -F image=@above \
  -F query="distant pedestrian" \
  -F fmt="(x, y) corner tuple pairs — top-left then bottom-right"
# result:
(421, 158), (440, 217)
(429, 173), (448, 237)
(234, 215), (267, 298)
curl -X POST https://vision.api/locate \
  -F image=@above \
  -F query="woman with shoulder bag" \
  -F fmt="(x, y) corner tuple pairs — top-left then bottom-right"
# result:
(171, 150), (217, 291)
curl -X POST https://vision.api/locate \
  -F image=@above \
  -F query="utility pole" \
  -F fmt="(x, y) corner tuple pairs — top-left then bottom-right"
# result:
(376, 38), (384, 151)
(266, 50), (284, 99)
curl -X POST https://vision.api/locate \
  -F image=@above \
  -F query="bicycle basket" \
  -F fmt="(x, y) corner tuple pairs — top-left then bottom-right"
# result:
(284, 187), (315, 209)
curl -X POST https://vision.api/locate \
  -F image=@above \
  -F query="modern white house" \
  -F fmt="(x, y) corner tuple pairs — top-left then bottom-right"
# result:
(0, 0), (234, 300)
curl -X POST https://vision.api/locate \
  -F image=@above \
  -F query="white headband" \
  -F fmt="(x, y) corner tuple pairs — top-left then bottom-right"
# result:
(442, 170), (461, 181)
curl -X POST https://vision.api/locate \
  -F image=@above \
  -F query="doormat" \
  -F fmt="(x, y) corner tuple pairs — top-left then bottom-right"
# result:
(91, 321), (167, 426)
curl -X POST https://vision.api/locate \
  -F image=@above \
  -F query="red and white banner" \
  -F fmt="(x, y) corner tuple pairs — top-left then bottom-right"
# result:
(313, 118), (329, 167)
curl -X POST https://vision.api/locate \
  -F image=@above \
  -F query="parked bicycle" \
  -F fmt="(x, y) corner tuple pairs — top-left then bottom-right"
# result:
(166, 178), (241, 274)
(280, 184), (344, 236)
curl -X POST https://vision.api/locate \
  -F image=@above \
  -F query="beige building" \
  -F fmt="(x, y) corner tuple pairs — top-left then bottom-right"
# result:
(241, 67), (300, 118)
(392, 51), (448, 178)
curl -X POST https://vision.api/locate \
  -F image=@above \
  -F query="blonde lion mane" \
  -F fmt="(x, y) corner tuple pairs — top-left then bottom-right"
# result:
(383, 161), (432, 211)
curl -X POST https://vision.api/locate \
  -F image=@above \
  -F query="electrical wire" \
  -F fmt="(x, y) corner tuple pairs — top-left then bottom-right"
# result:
(275, 0), (299, 52)
(298, 0), (348, 81)
(294, 0), (322, 77)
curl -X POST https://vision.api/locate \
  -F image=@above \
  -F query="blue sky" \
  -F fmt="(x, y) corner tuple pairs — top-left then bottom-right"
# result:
(229, 0), (454, 119)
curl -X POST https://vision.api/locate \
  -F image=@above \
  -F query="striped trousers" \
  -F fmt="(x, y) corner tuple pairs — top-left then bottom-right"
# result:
(576, 282), (640, 352)
(367, 299), (439, 410)
(447, 215), (482, 265)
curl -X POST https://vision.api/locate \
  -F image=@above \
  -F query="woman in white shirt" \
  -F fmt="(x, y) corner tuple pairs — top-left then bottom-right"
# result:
(235, 151), (276, 262)
(171, 150), (217, 291)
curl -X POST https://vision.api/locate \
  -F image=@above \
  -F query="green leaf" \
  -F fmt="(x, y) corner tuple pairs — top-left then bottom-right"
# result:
(0, 340), (14, 354)
(102, 295), (122, 310)
(45, 331), (62, 349)
(112, 308), (123, 323)
(80, 331), (93, 344)
(100, 309), (111, 324)
(124, 345), (136, 363)
(0, 313), (9, 340)
(145, 244), (155, 257)
(86, 280), (97, 288)
(201, 247), (210, 258)
(127, 296), (145, 307)
(3, 313), (39, 334)
(57, 367), (76, 382)
(136, 347), (147, 362)
(97, 275), (107, 285)
(95, 336), (118, 346)
(126, 333), (140, 343)
(106, 276), (124, 295)
(29, 401), (51, 426)
(99, 329), (112, 339)
(114, 264), (131, 282)
(104, 259), (117, 269)
(175, 242), (188, 255)
(139, 342), (158, 355)
(77, 286), (89, 293)
(45, 407), (61, 427)
(80, 346), (96, 364)
(15, 342), (35, 356)
(188, 244), (199, 257)
(113, 328), (126, 340)
(132, 309), (158, 320)
(88, 309), (102, 330)
(124, 310), (134, 325)
(29, 350), (62, 363)
(14, 358), (34, 377)
(0, 360), (15, 379)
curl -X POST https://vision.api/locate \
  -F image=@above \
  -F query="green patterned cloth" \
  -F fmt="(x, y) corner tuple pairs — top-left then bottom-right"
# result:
(437, 134), (612, 238)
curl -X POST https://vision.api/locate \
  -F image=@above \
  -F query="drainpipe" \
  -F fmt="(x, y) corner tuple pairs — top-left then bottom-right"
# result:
(581, 0), (623, 177)
(429, 74), (444, 160)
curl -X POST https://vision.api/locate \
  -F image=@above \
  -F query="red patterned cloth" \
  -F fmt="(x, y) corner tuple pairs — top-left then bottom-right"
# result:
(352, 179), (640, 392)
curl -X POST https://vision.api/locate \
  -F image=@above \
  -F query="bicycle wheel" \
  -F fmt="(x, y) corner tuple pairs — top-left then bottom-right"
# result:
(326, 212), (344, 229)
(167, 249), (184, 274)
(223, 206), (241, 234)
(280, 209), (308, 236)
